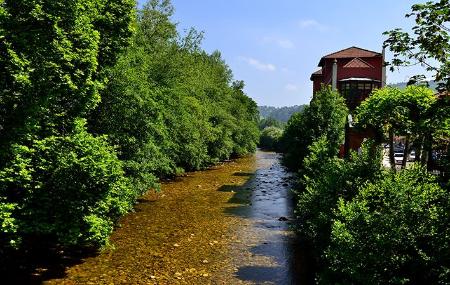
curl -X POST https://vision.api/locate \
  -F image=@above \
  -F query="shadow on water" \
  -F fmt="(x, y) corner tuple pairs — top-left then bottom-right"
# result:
(236, 266), (282, 283)
(220, 152), (315, 284)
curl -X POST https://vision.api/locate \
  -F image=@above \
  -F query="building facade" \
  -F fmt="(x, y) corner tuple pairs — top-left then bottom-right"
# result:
(310, 46), (386, 155)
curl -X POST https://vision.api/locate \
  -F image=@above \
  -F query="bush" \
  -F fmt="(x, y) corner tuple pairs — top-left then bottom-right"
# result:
(295, 139), (383, 253)
(259, 126), (283, 151)
(327, 166), (450, 284)
(0, 120), (134, 248)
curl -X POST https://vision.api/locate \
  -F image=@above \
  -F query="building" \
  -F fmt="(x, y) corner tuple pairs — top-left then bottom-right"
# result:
(310, 46), (386, 156)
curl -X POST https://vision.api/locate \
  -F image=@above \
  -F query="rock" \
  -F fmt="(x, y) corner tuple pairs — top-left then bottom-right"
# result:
(278, 216), (289, 221)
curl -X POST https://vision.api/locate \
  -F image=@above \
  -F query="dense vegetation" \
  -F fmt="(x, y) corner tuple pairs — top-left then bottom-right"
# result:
(283, 84), (450, 284)
(258, 105), (307, 122)
(259, 126), (283, 151)
(281, 2), (450, 282)
(280, 87), (347, 170)
(257, 105), (308, 151)
(0, 0), (259, 252)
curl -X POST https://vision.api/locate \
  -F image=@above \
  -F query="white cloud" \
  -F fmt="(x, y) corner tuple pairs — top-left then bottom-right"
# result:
(240, 56), (276, 72)
(277, 39), (295, 49)
(262, 36), (295, 49)
(285, 84), (299, 92)
(298, 19), (329, 32)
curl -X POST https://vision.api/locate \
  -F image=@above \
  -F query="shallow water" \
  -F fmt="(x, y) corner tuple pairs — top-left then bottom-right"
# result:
(9, 151), (313, 284)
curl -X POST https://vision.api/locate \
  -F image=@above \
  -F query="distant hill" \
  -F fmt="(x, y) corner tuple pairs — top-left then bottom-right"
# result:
(389, 80), (439, 91)
(258, 105), (307, 122)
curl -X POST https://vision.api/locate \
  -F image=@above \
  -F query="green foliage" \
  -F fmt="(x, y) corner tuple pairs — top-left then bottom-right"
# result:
(90, 0), (259, 188)
(0, 0), (135, 144)
(280, 86), (348, 170)
(258, 117), (284, 130)
(0, 120), (134, 248)
(384, 0), (450, 91)
(356, 86), (436, 135)
(0, 0), (259, 252)
(327, 166), (450, 284)
(259, 126), (283, 151)
(356, 85), (449, 170)
(296, 139), (383, 253)
(258, 105), (307, 122)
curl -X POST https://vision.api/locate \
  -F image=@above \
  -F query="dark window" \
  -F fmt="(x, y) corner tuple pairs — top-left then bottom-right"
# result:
(339, 81), (380, 110)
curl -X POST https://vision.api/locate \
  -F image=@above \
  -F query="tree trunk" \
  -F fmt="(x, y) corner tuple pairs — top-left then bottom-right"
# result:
(402, 134), (410, 169)
(421, 133), (432, 168)
(389, 127), (395, 171)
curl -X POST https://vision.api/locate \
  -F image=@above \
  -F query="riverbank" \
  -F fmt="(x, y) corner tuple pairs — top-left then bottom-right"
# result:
(5, 151), (312, 284)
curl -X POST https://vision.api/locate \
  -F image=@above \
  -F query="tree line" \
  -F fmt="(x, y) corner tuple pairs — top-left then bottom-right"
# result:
(0, 0), (259, 253)
(280, 1), (450, 283)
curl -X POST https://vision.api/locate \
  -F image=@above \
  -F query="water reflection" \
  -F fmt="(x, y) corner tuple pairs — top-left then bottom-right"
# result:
(224, 151), (314, 285)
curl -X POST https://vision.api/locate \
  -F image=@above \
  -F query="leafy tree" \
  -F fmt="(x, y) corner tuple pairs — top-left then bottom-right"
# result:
(281, 86), (348, 171)
(259, 126), (283, 151)
(0, 0), (135, 249)
(355, 86), (444, 170)
(327, 166), (450, 284)
(90, 0), (259, 184)
(384, 0), (450, 91)
(0, 0), (135, 146)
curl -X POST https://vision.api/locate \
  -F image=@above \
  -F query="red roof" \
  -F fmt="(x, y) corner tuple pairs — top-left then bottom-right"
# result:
(319, 46), (381, 66)
(343, 57), (375, 68)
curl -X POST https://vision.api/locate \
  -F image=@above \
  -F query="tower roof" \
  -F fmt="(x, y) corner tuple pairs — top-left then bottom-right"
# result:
(318, 46), (381, 66)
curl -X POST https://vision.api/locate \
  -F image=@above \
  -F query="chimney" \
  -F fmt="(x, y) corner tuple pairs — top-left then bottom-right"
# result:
(381, 47), (387, 87)
(332, 59), (337, 91)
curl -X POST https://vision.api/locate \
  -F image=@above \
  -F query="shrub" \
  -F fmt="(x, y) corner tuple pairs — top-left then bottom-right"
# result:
(327, 166), (450, 284)
(296, 139), (383, 253)
(0, 120), (134, 248)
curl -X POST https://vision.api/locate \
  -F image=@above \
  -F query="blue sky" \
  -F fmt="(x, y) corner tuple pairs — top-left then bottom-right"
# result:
(138, 0), (427, 106)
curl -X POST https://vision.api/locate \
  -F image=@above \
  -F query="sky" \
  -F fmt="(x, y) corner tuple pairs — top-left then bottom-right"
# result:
(138, 0), (429, 107)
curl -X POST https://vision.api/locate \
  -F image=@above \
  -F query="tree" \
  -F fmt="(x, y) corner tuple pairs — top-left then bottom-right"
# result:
(89, 0), (259, 179)
(327, 166), (450, 284)
(356, 86), (437, 169)
(259, 126), (283, 151)
(281, 86), (348, 171)
(0, 0), (135, 146)
(384, 0), (450, 91)
(0, 0), (136, 249)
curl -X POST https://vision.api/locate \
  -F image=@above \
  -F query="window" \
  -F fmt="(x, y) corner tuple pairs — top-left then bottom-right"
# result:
(338, 81), (380, 110)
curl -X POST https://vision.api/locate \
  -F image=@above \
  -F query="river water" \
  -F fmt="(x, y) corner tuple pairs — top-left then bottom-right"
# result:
(10, 151), (313, 284)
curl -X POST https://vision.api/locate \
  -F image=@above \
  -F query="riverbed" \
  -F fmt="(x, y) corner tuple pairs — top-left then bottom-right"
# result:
(13, 151), (312, 284)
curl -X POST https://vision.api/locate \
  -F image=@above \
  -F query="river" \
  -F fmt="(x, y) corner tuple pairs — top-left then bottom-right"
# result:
(7, 151), (313, 284)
